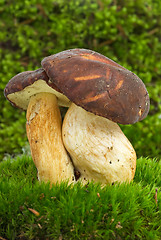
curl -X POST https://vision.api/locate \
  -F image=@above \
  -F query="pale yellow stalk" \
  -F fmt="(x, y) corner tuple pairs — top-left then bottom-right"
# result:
(26, 92), (75, 185)
(63, 103), (136, 185)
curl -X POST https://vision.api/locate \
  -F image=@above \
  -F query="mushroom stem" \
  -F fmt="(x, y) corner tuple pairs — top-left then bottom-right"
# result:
(26, 92), (75, 184)
(62, 103), (136, 185)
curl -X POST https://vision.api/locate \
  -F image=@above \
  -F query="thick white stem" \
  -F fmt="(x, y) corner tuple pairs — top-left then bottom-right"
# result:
(26, 92), (75, 185)
(62, 103), (136, 185)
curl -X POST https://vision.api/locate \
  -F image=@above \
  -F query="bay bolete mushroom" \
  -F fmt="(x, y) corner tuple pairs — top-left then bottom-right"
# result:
(41, 48), (150, 185)
(4, 68), (75, 184)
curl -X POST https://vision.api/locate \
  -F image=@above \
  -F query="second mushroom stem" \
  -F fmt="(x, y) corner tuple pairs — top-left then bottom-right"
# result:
(26, 92), (75, 185)
(62, 103), (136, 185)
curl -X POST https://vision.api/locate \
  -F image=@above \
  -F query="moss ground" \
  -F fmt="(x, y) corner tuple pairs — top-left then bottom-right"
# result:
(0, 155), (161, 239)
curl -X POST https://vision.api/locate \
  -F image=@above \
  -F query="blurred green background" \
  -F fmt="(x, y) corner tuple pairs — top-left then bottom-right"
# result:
(0, 0), (161, 160)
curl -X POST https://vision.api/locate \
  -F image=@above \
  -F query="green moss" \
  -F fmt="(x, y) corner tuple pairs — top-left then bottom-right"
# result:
(1, 0), (161, 159)
(0, 155), (161, 239)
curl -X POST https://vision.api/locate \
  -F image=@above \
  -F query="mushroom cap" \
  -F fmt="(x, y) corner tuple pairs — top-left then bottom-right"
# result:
(4, 68), (71, 109)
(41, 48), (150, 124)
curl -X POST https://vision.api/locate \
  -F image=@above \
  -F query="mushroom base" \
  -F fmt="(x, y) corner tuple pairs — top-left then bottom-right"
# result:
(62, 104), (136, 185)
(26, 92), (75, 185)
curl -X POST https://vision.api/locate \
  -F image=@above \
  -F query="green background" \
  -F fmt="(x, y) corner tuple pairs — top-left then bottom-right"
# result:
(0, 0), (161, 159)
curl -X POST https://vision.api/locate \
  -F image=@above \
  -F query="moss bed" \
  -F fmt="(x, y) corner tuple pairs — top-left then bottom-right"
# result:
(0, 155), (161, 239)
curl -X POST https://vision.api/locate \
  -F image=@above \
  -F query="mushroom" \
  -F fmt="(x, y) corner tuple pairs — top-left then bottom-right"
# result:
(41, 48), (150, 185)
(4, 68), (75, 184)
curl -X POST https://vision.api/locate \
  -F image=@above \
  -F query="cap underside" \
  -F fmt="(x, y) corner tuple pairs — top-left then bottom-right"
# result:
(7, 79), (71, 109)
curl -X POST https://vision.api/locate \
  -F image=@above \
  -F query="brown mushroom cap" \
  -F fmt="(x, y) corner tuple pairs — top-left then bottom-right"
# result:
(41, 48), (150, 125)
(4, 68), (70, 109)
